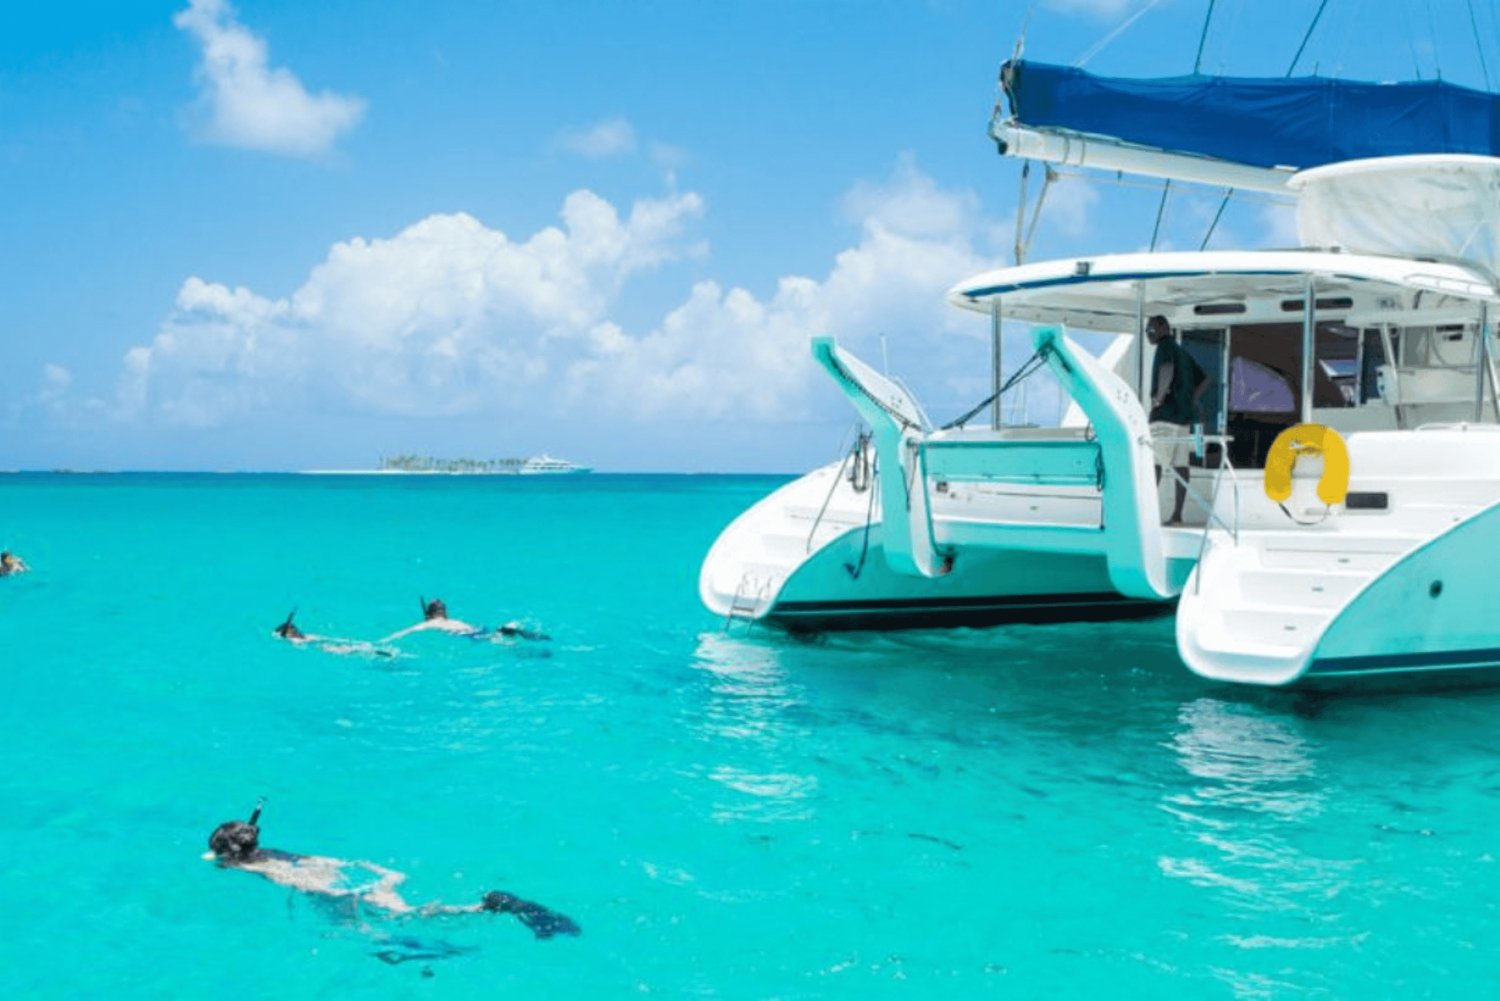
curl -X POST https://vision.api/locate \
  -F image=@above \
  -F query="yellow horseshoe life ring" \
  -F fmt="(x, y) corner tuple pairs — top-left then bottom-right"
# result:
(1264, 423), (1350, 506)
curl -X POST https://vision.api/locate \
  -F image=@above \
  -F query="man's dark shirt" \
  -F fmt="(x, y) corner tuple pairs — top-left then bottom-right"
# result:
(1150, 338), (1205, 424)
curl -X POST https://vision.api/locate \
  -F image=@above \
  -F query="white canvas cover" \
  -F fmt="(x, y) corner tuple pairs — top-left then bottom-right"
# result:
(1292, 155), (1500, 277)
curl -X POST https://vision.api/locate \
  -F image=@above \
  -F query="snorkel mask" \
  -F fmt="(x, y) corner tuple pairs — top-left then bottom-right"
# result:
(207, 798), (264, 862)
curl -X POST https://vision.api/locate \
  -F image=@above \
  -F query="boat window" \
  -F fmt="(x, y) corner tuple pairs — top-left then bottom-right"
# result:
(1229, 358), (1295, 413)
(1279, 297), (1354, 312)
(1312, 321), (1360, 408)
(1218, 320), (1353, 467)
(1192, 303), (1245, 316)
(1400, 324), (1478, 370)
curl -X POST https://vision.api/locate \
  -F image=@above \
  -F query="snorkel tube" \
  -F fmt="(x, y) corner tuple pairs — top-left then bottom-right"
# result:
(275, 609), (297, 638)
(247, 797), (264, 827)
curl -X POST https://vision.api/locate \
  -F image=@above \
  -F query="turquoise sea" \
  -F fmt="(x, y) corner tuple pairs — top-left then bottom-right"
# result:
(2, 472), (1497, 997)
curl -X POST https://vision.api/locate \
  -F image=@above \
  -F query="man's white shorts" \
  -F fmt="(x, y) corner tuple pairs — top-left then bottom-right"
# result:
(1150, 421), (1191, 468)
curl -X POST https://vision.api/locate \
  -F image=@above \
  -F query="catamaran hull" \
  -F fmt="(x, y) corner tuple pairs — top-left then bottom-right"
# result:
(1298, 498), (1500, 688)
(699, 461), (1171, 633)
(1179, 430), (1500, 690)
(765, 538), (1166, 632)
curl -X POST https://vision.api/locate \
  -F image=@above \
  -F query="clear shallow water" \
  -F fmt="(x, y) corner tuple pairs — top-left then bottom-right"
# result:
(1, 472), (1497, 997)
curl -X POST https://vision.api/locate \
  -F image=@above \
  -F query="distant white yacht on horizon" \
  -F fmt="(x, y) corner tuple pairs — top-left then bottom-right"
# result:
(517, 454), (591, 475)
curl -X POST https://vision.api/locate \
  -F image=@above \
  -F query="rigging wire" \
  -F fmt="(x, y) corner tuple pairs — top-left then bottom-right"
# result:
(1076, 0), (1164, 67)
(1013, 161), (1031, 266)
(1194, 0), (1217, 73)
(1286, 0), (1331, 76)
(1018, 166), (1057, 265)
(844, 457), (879, 581)
(941, 350), (1050, 430)
(1013, 0), (1036, 62)
(1200, 188), (1234, 250)
(1401, 2), (1424, 78)
(1469, 0), (1492, 89)
(1425, 0), (1443, 79)
(1149, 180), (1172, 252)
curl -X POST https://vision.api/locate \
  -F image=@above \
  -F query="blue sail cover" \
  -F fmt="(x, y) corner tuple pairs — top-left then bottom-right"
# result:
(1001, 59), (1500, 169)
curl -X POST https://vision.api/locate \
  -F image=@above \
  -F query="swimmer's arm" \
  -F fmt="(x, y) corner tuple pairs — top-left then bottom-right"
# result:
(378, 625), (419, 642)
(381, 620), (476, 640)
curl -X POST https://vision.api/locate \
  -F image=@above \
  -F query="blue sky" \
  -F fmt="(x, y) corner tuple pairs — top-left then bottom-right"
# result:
(4, 0), (1499, 471)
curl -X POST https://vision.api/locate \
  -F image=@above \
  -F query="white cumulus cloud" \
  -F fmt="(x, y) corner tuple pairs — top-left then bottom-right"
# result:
(565, 160), (994, 421)
(118, 190), (707, 425)
(555, 117), (638, 158)
(98, 160), (1003, 463)
(175, 0), (366, 159)
(40, 363), (72, 402)
(841, 153), (980, 239)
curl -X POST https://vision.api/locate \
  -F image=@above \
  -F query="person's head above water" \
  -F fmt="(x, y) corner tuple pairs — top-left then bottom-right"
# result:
(209, 800), (263, 862)
(423, 599), (448, 620)
(209, 820), (259, 862)
(274, 612), (305, 640)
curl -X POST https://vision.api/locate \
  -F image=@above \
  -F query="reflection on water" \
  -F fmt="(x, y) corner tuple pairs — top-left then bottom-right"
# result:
(691, 633), (802, 744)
(690, 633), (815, 822)
(1161, 698), (1365, 996)
(1167, 697), (1322, 822)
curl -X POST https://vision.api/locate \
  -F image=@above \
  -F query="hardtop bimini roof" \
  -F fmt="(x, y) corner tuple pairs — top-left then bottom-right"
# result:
(947, 249), (1498, 332)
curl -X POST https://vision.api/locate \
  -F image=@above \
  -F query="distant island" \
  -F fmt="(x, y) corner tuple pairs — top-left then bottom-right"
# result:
(376, 454), (590, 475)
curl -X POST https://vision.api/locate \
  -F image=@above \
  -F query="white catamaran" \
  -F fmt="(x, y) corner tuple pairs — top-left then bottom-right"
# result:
(702, 55), (1500, 688)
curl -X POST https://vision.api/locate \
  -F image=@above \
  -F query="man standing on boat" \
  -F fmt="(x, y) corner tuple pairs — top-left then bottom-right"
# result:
(1146, 315), (1209, 525)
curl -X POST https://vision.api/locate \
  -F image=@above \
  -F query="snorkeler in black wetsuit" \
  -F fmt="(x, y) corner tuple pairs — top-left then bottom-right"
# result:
(206, 801), (579, 938)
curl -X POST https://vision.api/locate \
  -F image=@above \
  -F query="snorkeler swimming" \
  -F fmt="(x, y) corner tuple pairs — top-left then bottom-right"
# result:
(273, 610), (397, 658)
(381, 599), (551, 644)
(381, 598), (481, 641)
(206, 800), (579, 938)
(273, 610), (307, 641)
(0, 551), (30, 576)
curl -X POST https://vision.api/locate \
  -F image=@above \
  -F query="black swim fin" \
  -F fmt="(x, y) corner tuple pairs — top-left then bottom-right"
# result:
(482, 891), (579, 939)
